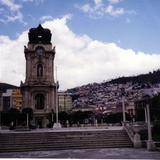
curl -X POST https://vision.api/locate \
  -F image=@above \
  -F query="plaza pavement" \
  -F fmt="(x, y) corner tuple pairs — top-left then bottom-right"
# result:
(0, 148), (160, 159)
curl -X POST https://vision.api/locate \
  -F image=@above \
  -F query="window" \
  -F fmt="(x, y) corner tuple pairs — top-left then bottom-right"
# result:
(35, 94), (45, 109)
(37, 64), (43, 77)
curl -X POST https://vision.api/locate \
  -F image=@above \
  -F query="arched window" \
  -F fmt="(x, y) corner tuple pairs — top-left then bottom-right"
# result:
(37, 64), (43, 77)
(35, 94), (45, 109)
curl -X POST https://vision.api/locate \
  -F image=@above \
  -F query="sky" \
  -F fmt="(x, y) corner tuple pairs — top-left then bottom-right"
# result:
(1, 0), (160, 90)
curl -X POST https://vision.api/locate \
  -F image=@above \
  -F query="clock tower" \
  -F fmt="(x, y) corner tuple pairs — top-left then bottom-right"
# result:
(21, 24), (56, 128)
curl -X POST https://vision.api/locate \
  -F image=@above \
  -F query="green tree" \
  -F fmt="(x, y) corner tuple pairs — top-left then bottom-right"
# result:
(58, 111), (68, 126)
(8, 108), (20, 127)
(22, 107), (33, 125)
(70, 111), (86, 124)
(104, 112), (131, 124)
(150, 94), (160, 120)
(135, 109), (145, 121)
(1, 112), (9, 126)
(95, 112), (103, 124)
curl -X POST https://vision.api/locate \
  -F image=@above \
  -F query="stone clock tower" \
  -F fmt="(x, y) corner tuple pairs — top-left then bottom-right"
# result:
(21, 24), (56, 128)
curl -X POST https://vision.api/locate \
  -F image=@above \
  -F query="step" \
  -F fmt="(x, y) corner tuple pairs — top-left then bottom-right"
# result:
(0, 129), (133, 152)
(0, 140), (132, 147)
(0, 143), (133, 152)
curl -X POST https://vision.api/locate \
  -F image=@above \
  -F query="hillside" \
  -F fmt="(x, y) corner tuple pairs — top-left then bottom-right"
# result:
(67, 69), (160, 111)
(109, 70), (160, 84)
(68, 69), (160, 93)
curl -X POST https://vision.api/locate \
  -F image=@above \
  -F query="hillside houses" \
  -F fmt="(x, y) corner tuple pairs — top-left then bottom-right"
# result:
(68, 82), (160, 116)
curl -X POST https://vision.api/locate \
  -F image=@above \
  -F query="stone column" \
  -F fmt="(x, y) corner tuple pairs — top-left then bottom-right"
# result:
(133, 127), (142, 148)
(146, 104), (156, 151)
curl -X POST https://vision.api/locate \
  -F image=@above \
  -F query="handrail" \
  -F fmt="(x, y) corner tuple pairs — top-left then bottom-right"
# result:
(123, 122), (134, 143)
(123, 122), (144, 148)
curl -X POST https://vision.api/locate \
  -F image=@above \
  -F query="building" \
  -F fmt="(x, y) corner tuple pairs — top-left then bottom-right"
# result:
(12, 89), (23, 110)
(1, 89), (12, 112)
(58, 92), (72, 112)
(0, 88), (23, 112)
(71, 107), (95, 112)
(126, 101), (135, 117)
(21, 24), (57, 128)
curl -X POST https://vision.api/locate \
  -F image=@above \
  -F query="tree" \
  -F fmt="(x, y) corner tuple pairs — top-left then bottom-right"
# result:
(22, 107), (33, 125)
(95, 112), (103, 124)
(150, 94), (160, 120)
(1, 112), (9, 126)
(8, 108), (20, 127)
(135, 109), (145, 121)
(58, 111), (68, 126)
(104, 112), (131, 124)
(47, 112), (55, 122)
(69, 111), (89, 125)
(83, 111), (94, 119)
(22, 107), (33, 117)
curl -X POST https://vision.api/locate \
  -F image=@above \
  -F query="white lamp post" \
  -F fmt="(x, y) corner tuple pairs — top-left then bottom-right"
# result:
(52, 112), (54, 122)
(0, 111), (1, 130)
(53, 66), (61, 129)
(121, 88), (126, 126)
(122, 95), (126, 124)
(27, 113), (29, 129)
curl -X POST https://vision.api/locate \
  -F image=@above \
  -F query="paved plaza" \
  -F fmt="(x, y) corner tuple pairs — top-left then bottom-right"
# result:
(0, 148), (159, 159)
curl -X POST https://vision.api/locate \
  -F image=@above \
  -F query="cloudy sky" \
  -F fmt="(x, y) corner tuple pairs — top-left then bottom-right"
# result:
(0, 0), (160, 90)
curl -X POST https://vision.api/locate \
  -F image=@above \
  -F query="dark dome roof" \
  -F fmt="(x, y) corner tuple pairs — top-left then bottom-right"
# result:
(28, 24), (52, 44)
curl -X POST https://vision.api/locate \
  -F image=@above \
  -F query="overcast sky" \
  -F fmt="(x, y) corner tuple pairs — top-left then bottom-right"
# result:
(0, 0), (160, 90)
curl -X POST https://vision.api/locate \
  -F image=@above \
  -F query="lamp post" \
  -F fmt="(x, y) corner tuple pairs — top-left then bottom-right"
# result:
(27, 113), (29, 129)
(53, 66), (61, 129)
(55, 80), (58, 123)
(0, 111), (1, 130)
(121, 88), (126, 126)
(51, 111), (54, 122)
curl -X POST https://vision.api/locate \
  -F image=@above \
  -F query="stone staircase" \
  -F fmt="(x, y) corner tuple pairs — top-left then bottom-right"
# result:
(0, 129), (133, 152)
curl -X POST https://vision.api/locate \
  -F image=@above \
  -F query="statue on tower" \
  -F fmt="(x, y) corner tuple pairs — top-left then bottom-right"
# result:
(28, 24), (52, 44)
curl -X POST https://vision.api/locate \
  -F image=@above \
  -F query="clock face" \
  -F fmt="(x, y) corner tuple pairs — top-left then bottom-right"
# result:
(36, 48), (44, 56)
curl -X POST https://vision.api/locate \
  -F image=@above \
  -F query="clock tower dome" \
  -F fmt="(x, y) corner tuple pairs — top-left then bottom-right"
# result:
(21, 24), (56, 128)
